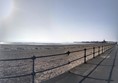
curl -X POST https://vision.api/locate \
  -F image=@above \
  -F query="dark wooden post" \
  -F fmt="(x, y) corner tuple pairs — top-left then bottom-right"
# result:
(84, 48), (87, 63)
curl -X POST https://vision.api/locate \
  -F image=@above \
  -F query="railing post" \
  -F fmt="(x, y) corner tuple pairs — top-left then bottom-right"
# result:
(104, 46), (105, 52)
(84, 48), (87, 63)
(99, 46), (101, 54)
(98, 46), (100, 55)
(102, 46), (103, 53)
(67, 51), (70, 55)
(32, 56), (36, 83)
(67, 51), (71, 64)
(93, 47), (95, 58)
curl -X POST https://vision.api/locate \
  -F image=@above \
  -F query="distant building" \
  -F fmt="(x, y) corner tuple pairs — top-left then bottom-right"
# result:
(102, 40), (106, 43)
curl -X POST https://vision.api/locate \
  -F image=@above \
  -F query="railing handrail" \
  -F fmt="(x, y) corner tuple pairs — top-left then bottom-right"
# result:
(0, 44), (114, 62)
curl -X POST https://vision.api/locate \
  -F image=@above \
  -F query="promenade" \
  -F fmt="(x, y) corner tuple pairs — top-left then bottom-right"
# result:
(43, 45), (118, 83)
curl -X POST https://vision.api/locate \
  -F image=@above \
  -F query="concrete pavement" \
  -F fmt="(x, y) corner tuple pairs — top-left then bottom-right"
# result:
(42, 45), (118, 83)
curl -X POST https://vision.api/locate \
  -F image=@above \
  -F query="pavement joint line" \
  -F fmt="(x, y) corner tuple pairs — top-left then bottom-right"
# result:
(83, 67), (95, 76)
(107, 46), (118, 83)
(83, 63), (115, 67)
(78, 46), (114, 83)
(70, 73), (113, 81)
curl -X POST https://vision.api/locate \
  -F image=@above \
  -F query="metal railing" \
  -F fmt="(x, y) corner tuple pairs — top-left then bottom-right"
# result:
(0, 44), (116, 83)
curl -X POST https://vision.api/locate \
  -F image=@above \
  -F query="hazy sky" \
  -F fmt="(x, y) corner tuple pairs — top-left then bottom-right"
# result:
(0, 0), (118, 42)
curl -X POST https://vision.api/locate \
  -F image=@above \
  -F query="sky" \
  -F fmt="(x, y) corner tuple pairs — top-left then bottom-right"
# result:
(0, 0), (118, 43)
